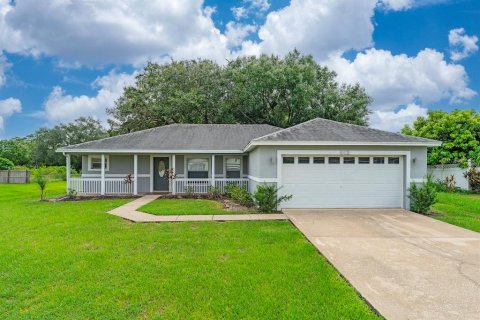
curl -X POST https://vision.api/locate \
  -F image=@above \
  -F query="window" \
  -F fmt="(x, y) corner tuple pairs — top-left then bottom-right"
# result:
(328, 157), (340, 164)
(313, 157), (325, 164)
(298, 157), (310, 164)
(187, 158), (209, 178)
(225, 157), (241, 178)
(388, 157), (400, 164)
(343, 157), (355, 164)
(283, 157), (294, 164)
(373, 157), (385, 164)
(358, 157), (370, 164)
(88, 155), (109, 171)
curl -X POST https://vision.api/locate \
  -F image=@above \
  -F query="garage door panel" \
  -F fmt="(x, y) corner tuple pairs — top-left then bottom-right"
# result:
(281, 183), (401, 195)
(281, 156), (403, 208)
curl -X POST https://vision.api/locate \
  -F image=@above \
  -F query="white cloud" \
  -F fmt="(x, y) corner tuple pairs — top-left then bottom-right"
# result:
(327, 48), (476, 111)
(0, 0), (476, 134)
(449, 28), (478, 61)
(232, 6), (248, 20)
(378, 0), (449, 11)
(370, 103), (428, 132)
(42, 71), (135, 125)
(255, 0), (377, 60)
(326, 48), (476, 131)
(0, 54), (8, 87)
(225, 22), (257, 47)
(232, 0), (271, 20)
(0, 0), (235, 65)
(378, 0), (414, 10)
(0, 98), (21, 131)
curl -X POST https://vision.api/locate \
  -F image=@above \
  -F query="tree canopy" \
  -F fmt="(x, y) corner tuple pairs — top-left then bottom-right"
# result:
(0, 117), (107, 169)
(402, 109), (480, 167)
(108, 51), (372, 133)
(32, 117), (107, 169)
(0, 137), (34, 166)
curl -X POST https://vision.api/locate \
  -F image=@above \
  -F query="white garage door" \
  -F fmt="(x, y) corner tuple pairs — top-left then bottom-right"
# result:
(280, 155), (404, 208)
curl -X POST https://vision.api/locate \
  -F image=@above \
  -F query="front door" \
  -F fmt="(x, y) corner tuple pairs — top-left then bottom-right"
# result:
(153, 157), (170, 191)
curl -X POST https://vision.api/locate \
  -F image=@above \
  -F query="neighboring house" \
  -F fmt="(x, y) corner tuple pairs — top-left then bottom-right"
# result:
(57, 118), (440, 209)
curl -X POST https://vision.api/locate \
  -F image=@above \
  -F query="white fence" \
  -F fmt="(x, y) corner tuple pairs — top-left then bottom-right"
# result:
(174, 178), (249, 194)
(427, 164), (477, 190)
(70, 178), (133, 195)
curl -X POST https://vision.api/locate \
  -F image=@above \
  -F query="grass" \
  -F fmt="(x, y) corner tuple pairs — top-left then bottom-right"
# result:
(431, 192), (480, 232)
(0, 181), (379, 319)
(138, 198), (251, 215)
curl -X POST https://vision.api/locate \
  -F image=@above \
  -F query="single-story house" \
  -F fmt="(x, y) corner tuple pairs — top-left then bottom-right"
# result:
(57, 118), (441, 209)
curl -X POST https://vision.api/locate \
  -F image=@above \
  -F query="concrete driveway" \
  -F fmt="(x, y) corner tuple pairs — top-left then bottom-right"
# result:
(285, 209), (480, 320)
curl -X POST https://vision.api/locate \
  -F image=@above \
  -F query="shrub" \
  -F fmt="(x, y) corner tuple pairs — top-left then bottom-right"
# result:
(0, 157), (14, 170)
(208, 186), (222, 199)
(443, 175), (457, 192)
(433, 179), (447, 192)
(66, 188), (78, 198)
(33, 169), (49, 201)
(253, 184), (293, 213)
(185, 186), (195, 196)
(464, 167), (480, 193)
(225, 184), (254, 207)
(408, 174), (437, 214)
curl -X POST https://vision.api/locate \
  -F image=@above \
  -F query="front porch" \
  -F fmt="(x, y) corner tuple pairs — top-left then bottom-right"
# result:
(65, 153), (250, 195)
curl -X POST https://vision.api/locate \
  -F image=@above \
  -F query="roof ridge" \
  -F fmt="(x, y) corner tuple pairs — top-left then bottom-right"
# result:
(251, 118), (319, 142)
(316, 117), (436, 141)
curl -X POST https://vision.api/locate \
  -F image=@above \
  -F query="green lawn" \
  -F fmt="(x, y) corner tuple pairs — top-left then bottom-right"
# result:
(138, 198), (251, 215)
(431, 192), (480, 232)
(0, 182), (379, 319)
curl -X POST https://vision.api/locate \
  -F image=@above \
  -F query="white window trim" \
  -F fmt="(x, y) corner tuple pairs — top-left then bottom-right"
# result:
(185, 156), (210, 178)
(88, 155), (109, 171)
(224, 156), (243, 178)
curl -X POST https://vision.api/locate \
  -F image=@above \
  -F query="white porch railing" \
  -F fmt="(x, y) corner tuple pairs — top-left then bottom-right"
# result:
(69, 177), (248, 195)
(175, 178), (249, 194)
(70, 178), (133, 195)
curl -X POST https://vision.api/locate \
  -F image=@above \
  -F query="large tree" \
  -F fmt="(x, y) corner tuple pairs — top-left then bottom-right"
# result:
(402, 109), (480, 167)
(108, 60), (227, 133)
(223, 51), (371, 128)
(32, 117), (107, 169)
(0, 137), (34, 166)
(108, 51), (371, 133)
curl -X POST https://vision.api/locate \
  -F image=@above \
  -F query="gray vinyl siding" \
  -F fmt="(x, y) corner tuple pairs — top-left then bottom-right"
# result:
(215, 155), (223, 176)
(250, 145), (427, 181)
(82, 155), (149, 175)
(242, 155), (248, 175)
(137, 177), (150, 193)
(175, 155), (184, 175)
(138, 155), (150, 174)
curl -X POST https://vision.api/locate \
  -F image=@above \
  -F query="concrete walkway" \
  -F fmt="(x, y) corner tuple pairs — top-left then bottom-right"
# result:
(108, 195), (288, 222)
(285, 209), (480, 320)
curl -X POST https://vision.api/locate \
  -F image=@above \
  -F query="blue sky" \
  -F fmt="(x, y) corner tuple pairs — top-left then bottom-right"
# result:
(0, 0), (478, 138)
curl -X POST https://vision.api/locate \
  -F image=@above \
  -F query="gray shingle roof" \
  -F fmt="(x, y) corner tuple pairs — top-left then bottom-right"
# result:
(59, 124), (281, 151)
(251, 118), (439, 144)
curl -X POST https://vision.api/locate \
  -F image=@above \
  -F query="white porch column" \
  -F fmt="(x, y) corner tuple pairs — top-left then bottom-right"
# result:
(66, 154), (71, 192)
(211, 154), (215, 187)
(101, 154), (105, 195)
(133, 154), (138, 195)
(172, 154), (176, 195)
